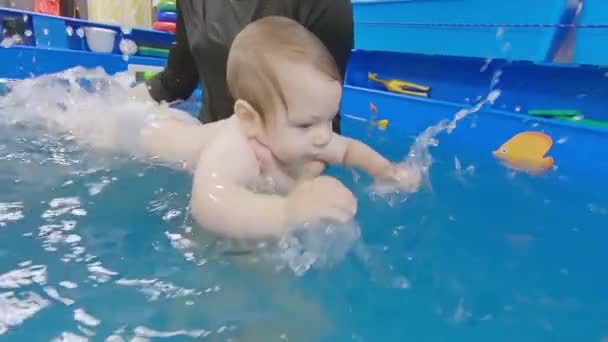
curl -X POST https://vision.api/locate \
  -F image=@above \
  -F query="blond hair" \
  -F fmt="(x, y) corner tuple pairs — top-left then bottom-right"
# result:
(226, 16), (341, 122)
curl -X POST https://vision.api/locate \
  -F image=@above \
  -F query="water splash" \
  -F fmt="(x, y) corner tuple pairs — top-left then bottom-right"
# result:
(272, 222), (361, 276)
(371, 90), (501, 198)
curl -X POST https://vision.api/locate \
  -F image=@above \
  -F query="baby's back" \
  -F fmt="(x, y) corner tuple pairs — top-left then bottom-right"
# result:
(139, 108), (233, 171)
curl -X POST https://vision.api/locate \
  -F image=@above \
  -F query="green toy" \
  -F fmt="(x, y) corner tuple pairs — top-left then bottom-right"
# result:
(142, 71), (158, 81)
(528, 109), (582, 118)
(157, 1), (176, 12)
(138, 46), (170, 58)
(528, 109), (608, 129)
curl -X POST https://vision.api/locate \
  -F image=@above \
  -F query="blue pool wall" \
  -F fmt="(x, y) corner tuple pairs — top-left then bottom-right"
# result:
(352, 0), (608, 66)
(1, 5), (608, 189)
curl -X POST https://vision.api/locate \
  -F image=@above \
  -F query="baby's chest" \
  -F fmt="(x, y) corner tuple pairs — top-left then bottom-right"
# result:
(255, 159), (296, 195)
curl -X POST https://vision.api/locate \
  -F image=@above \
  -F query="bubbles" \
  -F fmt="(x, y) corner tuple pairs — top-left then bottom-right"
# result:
(65, 26), (74, 37)
(76, 28), (85, 38)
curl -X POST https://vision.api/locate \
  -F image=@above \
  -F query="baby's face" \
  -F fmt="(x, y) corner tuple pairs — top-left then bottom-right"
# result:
(262, 60), (341, 165)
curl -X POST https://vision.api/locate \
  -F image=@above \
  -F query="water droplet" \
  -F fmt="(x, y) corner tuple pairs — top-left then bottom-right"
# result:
(122, 54), (129, 62)
(392, 276), (411, 289)
(24, 30), (32, 37)
(66, 26), (74, 36)
(496, 27), (505, 39)
(501, 42), (511, 52)
(121, 26), (132, 35)
(572, 115), (584, 121)
(557, 137), (568, 144)
(23, 14), (29, 22)
(480, 58), (493, 72)
(604, 71), (608, 78)
(514, 106), (521, 112)
(43, 28), (49, 36)
(76, 28), (85, 38)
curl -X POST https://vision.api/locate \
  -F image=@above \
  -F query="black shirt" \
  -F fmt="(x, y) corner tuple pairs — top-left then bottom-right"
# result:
(146, 0), (354, 132)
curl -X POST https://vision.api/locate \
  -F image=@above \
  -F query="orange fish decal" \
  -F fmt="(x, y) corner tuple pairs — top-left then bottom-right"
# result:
(493, 131), (555, 174)
(370, 102), (378, 114)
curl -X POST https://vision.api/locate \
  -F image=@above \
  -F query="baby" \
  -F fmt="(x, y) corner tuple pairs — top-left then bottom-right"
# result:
(99, 17), (421, 239)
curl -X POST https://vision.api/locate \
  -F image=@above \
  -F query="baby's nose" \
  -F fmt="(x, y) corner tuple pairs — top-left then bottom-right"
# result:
(313, 129), (331, 147)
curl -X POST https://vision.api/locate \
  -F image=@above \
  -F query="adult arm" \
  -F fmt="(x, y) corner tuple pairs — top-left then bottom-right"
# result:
(145, 5), (200, 103)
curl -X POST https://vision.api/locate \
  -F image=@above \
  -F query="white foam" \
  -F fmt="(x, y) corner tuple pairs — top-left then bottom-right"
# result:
(87, 264), (118, 283)
(74, 308), (100, 327)
(0, 291), (50, 335)
(52, 332), (89, 342)
(0, 202), (24, 227)
(133, 326), (209, 339)
(44, 286), (75, 306)
(60, 281), (78, 289)
(0, 264), (47, 289)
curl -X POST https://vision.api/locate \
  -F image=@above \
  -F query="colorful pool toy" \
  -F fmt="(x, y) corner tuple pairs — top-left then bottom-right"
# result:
(153, 21), (176, 33)
(157, 1), (177, 12)
(156, 11), (177, 23)
(529, 109), (608, 129)
(368, 72), (430, 97)
(493, 131), (555, 174)
(138, 46), (170, 58)
(153, 0), (178, 33)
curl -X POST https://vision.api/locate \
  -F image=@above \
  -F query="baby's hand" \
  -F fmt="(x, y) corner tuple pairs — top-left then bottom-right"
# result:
(285, 176), (357, 227)
(377, 162), (422, 193)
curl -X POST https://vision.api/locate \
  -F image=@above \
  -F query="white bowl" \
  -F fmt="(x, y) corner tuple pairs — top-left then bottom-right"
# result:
(84, 27), (117, 54)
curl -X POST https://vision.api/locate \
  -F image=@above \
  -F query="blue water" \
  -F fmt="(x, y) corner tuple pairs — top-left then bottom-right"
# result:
(1, 80), (608, 341)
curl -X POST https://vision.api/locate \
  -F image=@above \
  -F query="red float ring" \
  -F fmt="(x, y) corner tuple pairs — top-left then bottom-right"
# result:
(153, 21), (176, 33)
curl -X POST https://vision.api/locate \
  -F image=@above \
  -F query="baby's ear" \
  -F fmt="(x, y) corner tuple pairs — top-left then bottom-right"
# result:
(234, 99), (263, 137)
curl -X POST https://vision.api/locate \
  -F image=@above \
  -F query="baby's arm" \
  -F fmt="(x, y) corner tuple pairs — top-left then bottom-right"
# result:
(322, 134), (392, 179)
(190, 134), (290, 238)
(321, 134), (421, 192)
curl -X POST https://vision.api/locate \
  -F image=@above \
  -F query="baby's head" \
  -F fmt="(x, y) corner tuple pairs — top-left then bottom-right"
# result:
(227, 16), (342, 165)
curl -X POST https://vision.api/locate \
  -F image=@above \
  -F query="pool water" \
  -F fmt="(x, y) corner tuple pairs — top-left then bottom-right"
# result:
(1, 72), (607, 341)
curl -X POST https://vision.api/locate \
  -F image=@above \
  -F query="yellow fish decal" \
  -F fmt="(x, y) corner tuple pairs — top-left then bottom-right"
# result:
(493, 131), (555, 173)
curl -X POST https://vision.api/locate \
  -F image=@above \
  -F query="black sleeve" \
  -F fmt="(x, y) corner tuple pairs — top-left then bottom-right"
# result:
(302, 0), (354, 133)
(305, 0), (354, 81)
(146, 5), (200, 102)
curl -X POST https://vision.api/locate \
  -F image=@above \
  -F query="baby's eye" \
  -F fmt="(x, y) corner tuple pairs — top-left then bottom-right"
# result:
(297, 123), (314, 129)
